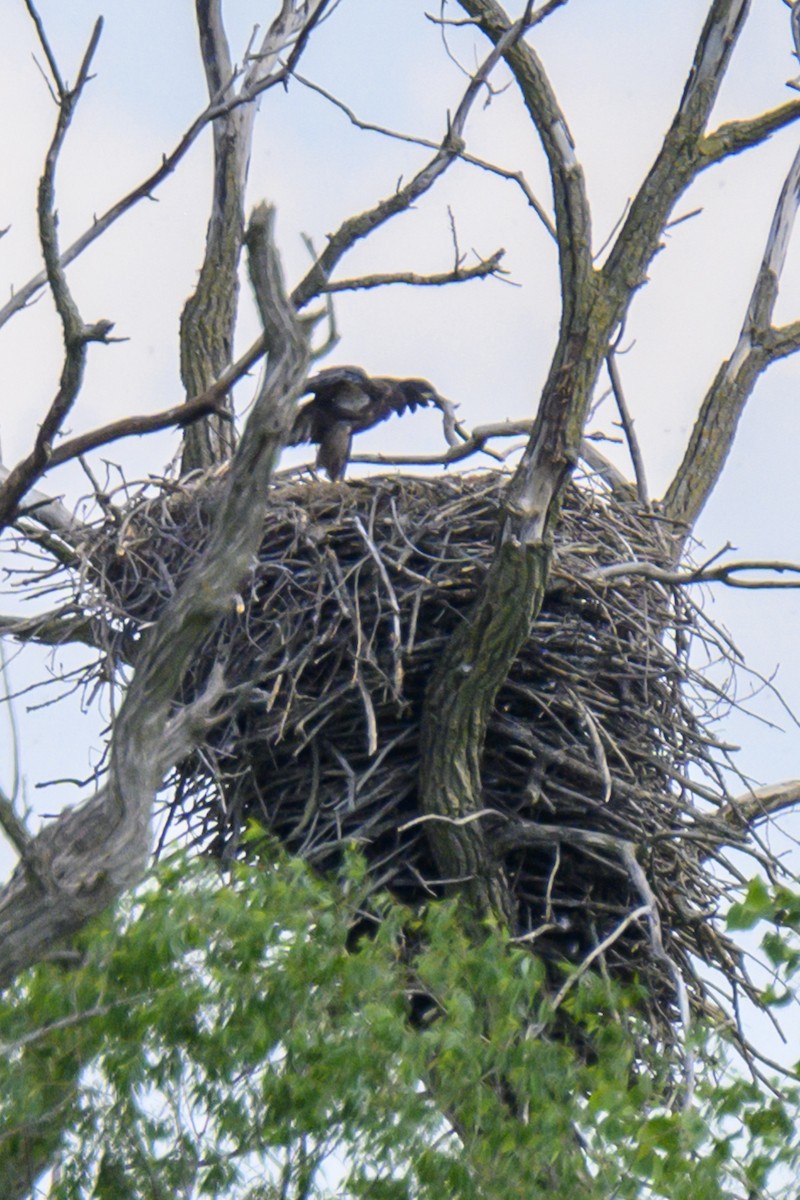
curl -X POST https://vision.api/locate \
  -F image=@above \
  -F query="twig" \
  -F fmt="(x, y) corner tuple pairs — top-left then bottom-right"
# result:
(293, 11), (546, 308)
(352, 516), (403, 695)
(319, 251), (506, 294)
(292, 71), (557, 239)
(595, 558), (800, 590)
(606, 338), (648, 507)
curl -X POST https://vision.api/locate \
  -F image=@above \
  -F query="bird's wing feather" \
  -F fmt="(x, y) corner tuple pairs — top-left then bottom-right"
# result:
(304, 366), (369, 400)
(376, 379), (436, 419)
(288, 403), (320, 446)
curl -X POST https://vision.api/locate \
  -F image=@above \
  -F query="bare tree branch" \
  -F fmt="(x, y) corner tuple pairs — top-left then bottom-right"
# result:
(0, 610), (105, 652)
(702, 99), (800, 164)
(719, 780), (800, 828)
(180, 0), (332, 471)
(0, 786), (32, 860)
(663, 140), (800, 539)
(594, 557), (800, 589)
(0, 5), (329, 336)
(0, 468), (81, 539)
(455, 0), (591, 327)
(602, 0), (750, 315)
(0, 203), (309, 988)
(0, 13), (114, 536)
(606, 343), (649, 507)
(294, 71), (556, 238)
(319, 251), (507, 293)
(292, 8), (534, 309)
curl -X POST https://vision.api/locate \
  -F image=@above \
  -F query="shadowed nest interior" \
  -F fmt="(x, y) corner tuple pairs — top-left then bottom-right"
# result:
(79, 468), (767, 1037)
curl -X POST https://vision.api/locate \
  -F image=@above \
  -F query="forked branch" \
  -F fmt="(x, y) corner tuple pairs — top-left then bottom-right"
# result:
(0, 10), (114, 534)
(663, 141), (800, 541)
(293, 6), (535, 308)
(180, 0), (332, 470)
(0, 204), (309, 988)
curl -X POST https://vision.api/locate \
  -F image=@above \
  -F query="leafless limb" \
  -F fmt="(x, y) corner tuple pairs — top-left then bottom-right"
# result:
(663, 140), (800, 538)
(181, 0), (333, 470)
(292, 8), (539, 309)
(461, 0), (591, 327)
(0, 11), (115, 536)
(0, 610), (106, 652)
(0, 312), (279, 532)
(0, 786), (31, 859)
(719, 779), (800, 828)
(596, 558), (800, 589)
(39, 388), (234, 474)
(345, 418), (532, 470)
(0, 468), (81, 539)
(319, 251), (507, 294)
(702, 99), (800, 165)
(602, 0), (750, 307)
(349, 421), (636, 500)
(294, 72), (556, 238)
(426, 0), (567, 31)
(0, 4), (330, 337)
(606, 340), (649, 507)
(578, 442), (637, 499)
(0, 203), (310, 987)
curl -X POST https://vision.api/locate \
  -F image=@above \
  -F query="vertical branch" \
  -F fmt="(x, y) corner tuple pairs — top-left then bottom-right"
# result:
(179, 0), (244, 472)
(180, 0), (331, 472)
(602, 0), (750, 315)
(662, 142), (800, 546)
(0, 11), (113, 533)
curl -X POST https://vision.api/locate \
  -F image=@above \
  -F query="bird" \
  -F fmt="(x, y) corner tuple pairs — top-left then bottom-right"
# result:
(288, 366), (440, 481)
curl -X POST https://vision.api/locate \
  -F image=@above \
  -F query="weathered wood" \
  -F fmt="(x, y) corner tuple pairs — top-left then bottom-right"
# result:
(0, 205), (309, 989)
(180, 1), (331, 472)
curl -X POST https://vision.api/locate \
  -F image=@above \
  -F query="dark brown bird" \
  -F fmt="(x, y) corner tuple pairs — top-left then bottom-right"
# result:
(288, 366), (440, 480)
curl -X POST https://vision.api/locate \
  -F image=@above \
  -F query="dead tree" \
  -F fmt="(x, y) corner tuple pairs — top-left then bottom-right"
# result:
(2, 3), (800, 1182)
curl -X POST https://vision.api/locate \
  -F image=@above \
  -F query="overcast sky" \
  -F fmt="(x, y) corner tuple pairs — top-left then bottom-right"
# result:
(1, 0), (799, 1048)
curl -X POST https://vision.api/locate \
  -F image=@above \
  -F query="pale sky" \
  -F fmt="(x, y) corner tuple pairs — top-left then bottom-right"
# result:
(1, 0), (799, 1049)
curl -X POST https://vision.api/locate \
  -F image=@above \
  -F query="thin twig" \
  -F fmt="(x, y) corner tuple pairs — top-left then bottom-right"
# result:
(606, 338), (648, 507)
(293, 71), (556, 239)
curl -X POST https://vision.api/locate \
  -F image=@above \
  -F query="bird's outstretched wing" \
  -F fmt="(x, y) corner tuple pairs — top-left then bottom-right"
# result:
(376, 378), (439, 420)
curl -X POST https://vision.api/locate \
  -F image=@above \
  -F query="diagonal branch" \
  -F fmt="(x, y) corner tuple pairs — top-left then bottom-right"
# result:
(293, 71), (556, 238)
(662, 140), (800, 541)
(0, 5), (330, 336)
(602, 0), (750, 314)
(292, 8), (533, 309)
(180, 0), (332, 471)
(0, 203), (309, 989)
(0, 12), (114, 536)
(319, 251), (506, 294)
(702, 99), (800, 165)
(454, 0), (593, 325)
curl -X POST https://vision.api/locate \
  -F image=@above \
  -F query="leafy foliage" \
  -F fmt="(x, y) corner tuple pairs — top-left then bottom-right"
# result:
(1, 852), (800, 1199)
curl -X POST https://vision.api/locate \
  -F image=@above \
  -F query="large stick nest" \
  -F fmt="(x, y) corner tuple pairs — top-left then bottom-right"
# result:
(81, 468), (761, 1035)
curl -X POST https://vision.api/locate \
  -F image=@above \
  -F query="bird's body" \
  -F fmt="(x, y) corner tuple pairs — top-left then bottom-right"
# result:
(289, 366), (439, 480)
